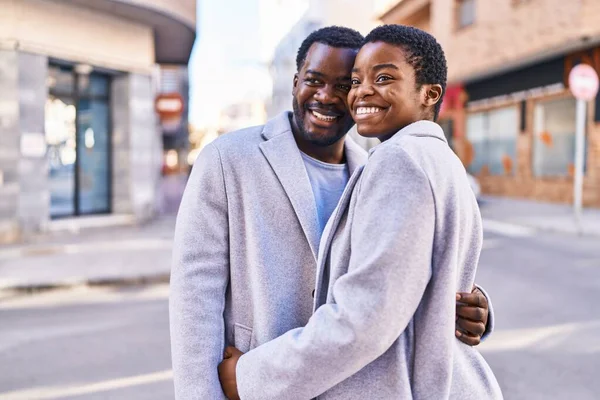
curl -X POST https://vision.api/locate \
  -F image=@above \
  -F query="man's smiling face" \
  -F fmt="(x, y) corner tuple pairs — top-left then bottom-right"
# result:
(291, 43), (357, 147)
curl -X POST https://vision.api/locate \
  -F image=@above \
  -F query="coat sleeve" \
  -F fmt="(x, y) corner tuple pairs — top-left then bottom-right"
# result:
(236, 144), (435, 400)
(475, 284), (495, 340)
(169, 143), (229, 400)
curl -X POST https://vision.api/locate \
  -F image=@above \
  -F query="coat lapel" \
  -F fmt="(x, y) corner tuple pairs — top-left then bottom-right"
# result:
(312, 164), (365, 311)
(259, 113), (321, 260)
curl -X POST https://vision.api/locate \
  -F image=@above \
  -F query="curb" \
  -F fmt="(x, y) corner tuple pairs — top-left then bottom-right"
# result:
(0, 273), (170, 298)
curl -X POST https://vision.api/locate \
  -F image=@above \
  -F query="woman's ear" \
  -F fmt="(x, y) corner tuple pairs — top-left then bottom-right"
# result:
(424, 84), (443, 107)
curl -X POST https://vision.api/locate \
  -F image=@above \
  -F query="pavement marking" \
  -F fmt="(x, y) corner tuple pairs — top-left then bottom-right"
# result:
(0, 369), (173, 400)
(480, 320), (600, 354)
(482, 219), (536, 238)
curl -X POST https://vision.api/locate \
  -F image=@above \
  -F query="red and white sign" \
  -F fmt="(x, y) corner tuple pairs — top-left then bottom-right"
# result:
(568, 64), (599, 101)
(155, 93), (184, 120)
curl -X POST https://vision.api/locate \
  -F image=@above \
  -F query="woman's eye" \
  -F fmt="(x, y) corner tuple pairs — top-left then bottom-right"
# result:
(351, 78), (360, 85)
(376, 75), (392, 83)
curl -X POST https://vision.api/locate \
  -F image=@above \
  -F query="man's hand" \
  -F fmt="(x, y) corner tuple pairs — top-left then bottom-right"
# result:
(455, 285), (488, 346)
(218, 346), (244, 400)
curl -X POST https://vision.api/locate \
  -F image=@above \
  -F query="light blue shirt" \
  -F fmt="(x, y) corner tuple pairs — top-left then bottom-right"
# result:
(301, 152), (350, 234)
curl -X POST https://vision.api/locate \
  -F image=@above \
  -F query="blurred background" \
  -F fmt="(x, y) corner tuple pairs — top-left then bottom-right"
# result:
(1, 0), (600, 399)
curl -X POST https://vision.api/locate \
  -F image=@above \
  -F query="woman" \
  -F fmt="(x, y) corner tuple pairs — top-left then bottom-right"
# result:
(219, 24), (503, 399)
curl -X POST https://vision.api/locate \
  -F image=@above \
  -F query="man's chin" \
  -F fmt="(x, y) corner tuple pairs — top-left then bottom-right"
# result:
(305, 131), (345, 147)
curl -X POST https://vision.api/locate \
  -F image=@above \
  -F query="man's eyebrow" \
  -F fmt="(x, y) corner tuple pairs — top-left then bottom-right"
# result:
(305, 69), (325, 77)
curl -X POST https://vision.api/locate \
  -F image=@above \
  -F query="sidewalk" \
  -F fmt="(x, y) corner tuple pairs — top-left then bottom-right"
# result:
(479, 195), (600, 237)
(1, 195), (599, 295)
(0, 216), (176, 294)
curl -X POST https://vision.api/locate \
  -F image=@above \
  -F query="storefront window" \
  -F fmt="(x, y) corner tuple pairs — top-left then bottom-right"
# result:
(466, 106), (519, 176)
(46, 64), (111, 218)
(533, 97), (581, 177)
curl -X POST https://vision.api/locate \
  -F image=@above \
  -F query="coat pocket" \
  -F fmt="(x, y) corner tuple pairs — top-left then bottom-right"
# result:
(233, 323), (253, 353)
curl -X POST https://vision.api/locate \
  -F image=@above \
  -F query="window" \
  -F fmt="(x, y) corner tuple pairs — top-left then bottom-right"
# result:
(466, 106), (519, 175)
(533, 97), (583, 177)
(457, 0), (476, 29)
(46, 64), (111, 218)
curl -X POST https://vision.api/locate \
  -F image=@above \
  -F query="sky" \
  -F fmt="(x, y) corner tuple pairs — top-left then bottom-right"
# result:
(188, 0), (310, 128)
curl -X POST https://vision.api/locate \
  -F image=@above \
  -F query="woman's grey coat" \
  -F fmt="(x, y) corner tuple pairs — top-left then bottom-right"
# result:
(235, 121), (503, 399)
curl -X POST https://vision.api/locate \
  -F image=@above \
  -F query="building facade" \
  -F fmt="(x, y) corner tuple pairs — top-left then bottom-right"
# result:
(380, 0), (600, 207)
(0, 0), (196, 243)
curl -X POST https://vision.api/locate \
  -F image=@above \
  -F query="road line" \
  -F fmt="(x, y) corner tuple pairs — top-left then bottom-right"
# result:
(0, 370), (173, 400)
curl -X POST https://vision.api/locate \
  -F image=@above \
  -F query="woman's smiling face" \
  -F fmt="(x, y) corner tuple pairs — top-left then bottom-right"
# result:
(348, 41), (441, 141)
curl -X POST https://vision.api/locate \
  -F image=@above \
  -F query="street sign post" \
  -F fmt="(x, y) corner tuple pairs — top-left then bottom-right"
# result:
(568, 64), (599, 233)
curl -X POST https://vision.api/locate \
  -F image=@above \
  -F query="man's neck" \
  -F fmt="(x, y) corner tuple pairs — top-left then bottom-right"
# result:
(290, 117), (346, 164)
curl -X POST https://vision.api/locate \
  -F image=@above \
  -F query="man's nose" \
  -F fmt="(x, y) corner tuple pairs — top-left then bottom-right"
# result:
(314, 85), (337, 104)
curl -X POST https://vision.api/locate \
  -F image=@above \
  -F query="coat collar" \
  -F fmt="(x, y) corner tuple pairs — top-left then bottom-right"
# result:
(369, 120), (447, 157)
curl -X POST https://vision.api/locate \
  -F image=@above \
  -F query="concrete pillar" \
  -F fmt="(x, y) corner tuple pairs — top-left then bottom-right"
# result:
(111, 73), (162, 221)
(0, 49), (20, 243)
(17, 52), (49, 237)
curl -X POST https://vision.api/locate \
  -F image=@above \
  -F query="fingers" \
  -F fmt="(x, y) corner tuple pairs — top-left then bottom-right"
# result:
(456, 317), (486, 337)
(455, 329), (481, 346)
(223, 346), (235, 359)
(456, 304), (487, 324)
(456, 290), (487, 308)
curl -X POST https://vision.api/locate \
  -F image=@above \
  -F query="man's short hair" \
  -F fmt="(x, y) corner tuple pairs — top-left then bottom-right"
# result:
(296, 26), (364, 71)
(364, 25), (448, 120)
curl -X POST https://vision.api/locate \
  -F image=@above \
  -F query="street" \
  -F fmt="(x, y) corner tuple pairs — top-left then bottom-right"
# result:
(1, 227), (599, 399)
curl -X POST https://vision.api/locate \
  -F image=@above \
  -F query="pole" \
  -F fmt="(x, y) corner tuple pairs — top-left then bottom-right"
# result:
(573, 98), (586, 234)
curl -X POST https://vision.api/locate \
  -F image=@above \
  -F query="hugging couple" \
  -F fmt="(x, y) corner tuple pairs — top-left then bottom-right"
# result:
(170, 24), (503, 399)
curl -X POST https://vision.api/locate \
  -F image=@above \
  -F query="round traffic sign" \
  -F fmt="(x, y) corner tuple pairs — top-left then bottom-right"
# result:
(568, 64), (599, 101)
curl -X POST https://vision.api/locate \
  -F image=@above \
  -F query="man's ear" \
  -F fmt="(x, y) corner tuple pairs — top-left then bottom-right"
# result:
(423, 84), (443, 107)
(292, 73), (299, 95)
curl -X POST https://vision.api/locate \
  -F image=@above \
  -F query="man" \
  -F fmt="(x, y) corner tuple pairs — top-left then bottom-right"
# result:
(170, 26), (492, 399)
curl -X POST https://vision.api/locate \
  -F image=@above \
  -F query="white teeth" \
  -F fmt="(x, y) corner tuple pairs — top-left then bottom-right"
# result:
(356, 107), (382, 115)
(311, 110), (337, 122)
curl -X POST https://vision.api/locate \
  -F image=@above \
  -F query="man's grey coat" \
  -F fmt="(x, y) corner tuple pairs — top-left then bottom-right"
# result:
(169, 112), (367, 399)
(235, 121), (503, 399)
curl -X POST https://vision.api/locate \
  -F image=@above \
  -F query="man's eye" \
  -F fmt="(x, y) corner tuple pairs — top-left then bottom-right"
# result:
(306, 78), (320, 85)
(337, 84), (351, 92)
(376, 75), (392, 83)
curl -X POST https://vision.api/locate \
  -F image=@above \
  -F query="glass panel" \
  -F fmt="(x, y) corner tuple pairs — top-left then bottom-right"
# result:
(487, 107), (518, 175)
(78, 73), (109, 97)
(46, 96), (77, 217)
(533, 97), (578, 177)
(466, 112), (487, 174)
(77, 98), (110, 214)
(466, 107), (518, 176)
